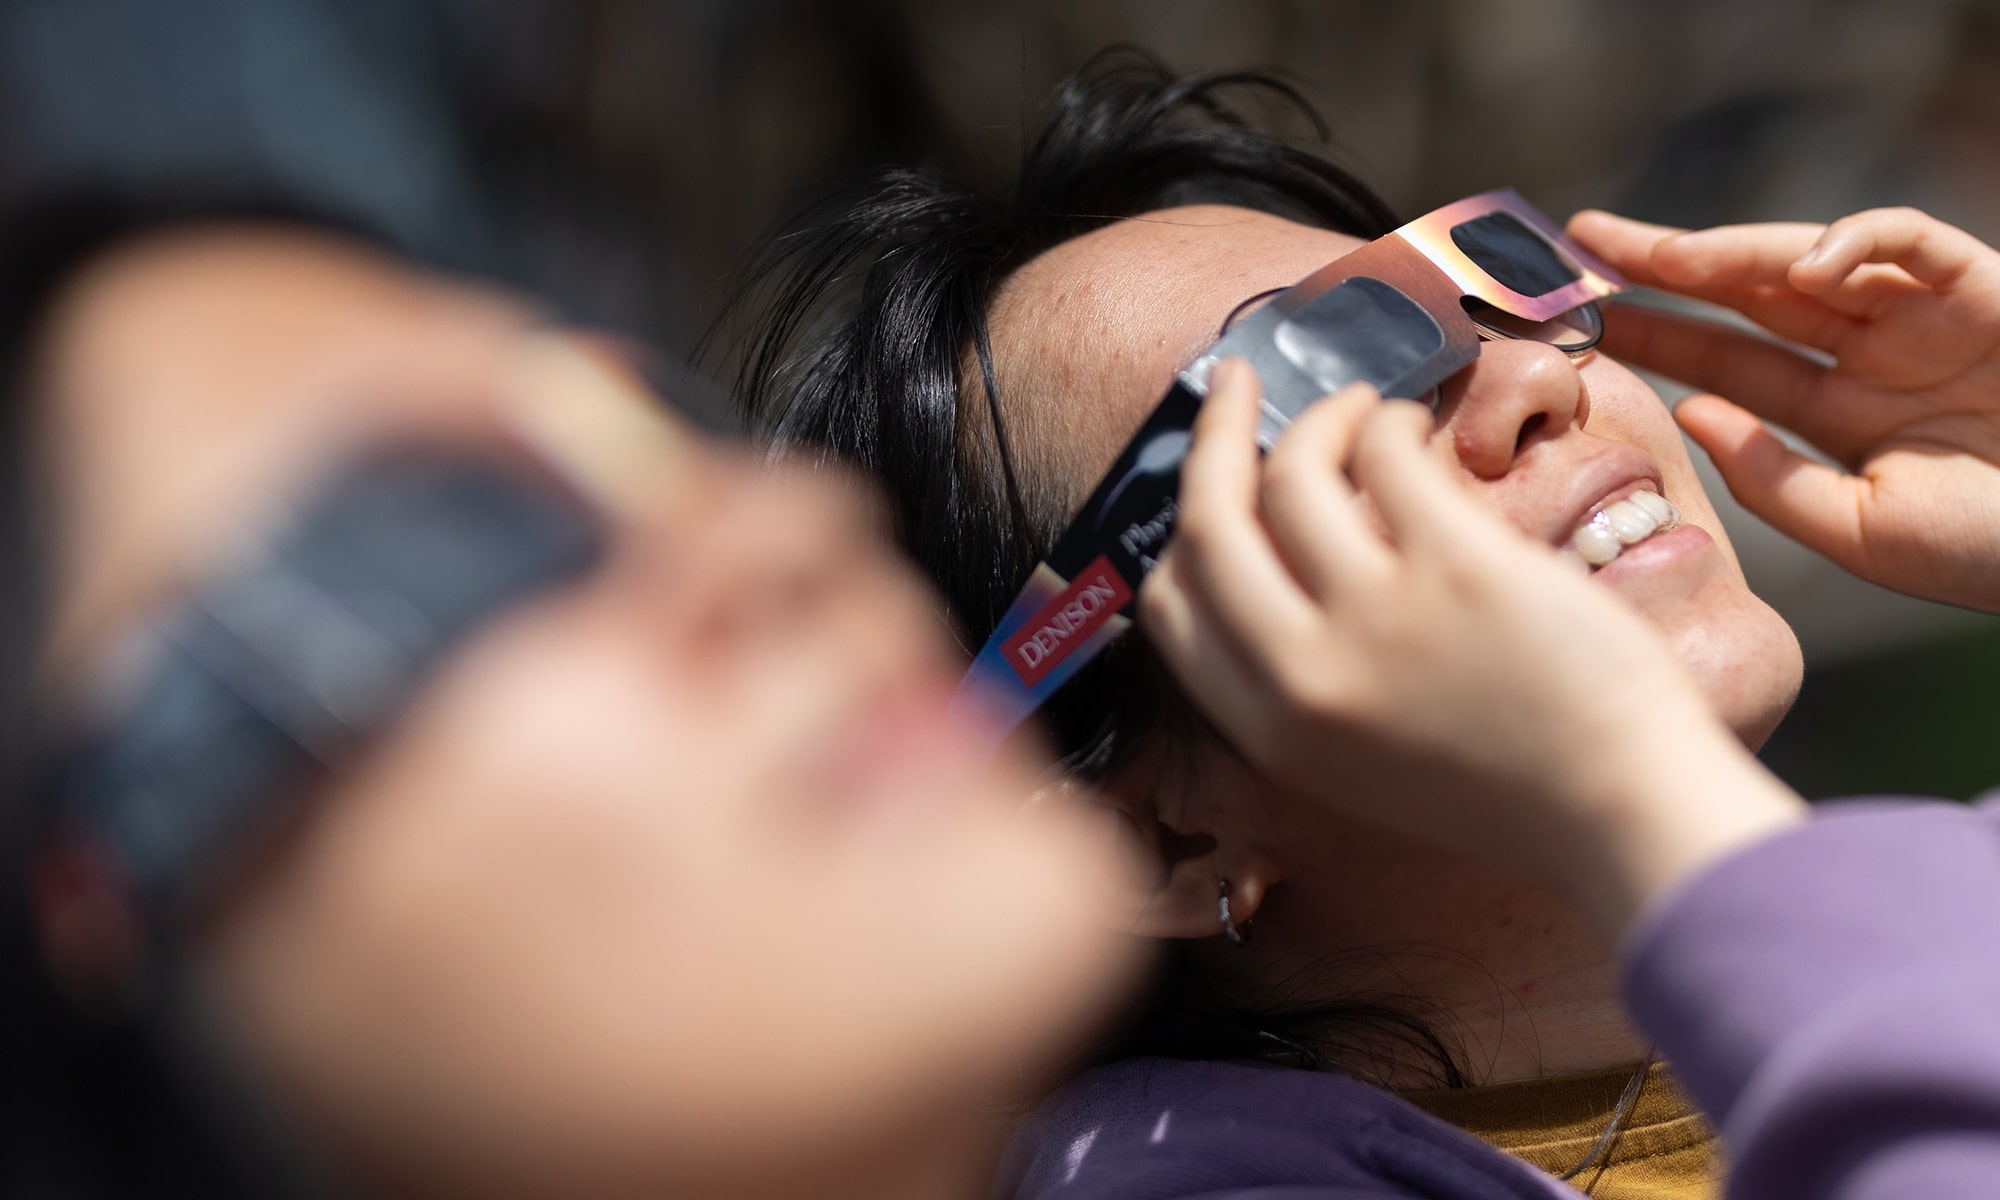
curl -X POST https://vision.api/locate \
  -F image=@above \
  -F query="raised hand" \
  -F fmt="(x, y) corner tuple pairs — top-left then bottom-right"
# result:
(1139, 360), (1803, 938)
(1570, 206), (2000, 612)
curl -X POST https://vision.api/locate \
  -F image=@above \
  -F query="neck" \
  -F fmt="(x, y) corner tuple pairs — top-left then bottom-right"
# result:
(344, 1086), (1012, 1199)
(755, 1096), (1020, 1200)
(1216, 810), (1643, 1089)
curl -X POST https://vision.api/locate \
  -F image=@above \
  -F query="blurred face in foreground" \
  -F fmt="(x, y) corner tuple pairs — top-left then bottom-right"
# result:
(989, 205), (1805, 749)
(35, 229), (1138, 1197)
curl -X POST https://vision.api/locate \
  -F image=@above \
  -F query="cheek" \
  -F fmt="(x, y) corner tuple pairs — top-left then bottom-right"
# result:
(213, 616), (776, 1136)
(1580, 364), (1689, 467)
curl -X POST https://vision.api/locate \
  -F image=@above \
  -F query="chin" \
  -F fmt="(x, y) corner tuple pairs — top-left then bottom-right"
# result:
(1600, 507), (1804, 751)
(1664, 593), (1803, 752)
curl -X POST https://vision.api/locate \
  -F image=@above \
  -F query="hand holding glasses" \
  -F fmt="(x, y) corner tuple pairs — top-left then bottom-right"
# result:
(1571, 205), (2000, 615)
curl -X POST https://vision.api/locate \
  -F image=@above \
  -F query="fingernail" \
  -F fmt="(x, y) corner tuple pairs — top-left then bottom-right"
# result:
(1794, 244), (1826, 271)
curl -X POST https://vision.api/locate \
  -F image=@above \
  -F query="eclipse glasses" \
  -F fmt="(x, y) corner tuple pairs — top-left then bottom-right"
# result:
(32, 338), (679, 992)
(955, 189), (1629, 742)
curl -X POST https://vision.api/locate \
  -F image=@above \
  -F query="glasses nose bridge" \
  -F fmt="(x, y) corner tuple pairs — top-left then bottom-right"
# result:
(1463, 295), (1605, 357)
(1470, 324), (1595, 358)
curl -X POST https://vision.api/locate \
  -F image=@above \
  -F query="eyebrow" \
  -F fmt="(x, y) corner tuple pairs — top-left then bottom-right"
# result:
(1217, 286), (1287, 337)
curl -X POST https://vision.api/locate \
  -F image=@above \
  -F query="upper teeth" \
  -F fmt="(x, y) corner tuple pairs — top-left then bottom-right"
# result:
(1565, 491), (1679, 569)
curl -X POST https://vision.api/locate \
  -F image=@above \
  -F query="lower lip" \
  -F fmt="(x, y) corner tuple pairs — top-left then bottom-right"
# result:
(1590, 520), (1712, 584)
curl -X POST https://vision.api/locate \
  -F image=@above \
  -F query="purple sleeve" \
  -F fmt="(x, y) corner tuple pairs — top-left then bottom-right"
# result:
(1621, 796), (2000, 1199)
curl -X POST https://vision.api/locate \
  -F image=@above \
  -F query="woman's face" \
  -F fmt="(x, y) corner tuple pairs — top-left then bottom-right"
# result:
(987, 205), (1804, 746)
(37, 231), (1139, 1195)
(205, 446), (1139, 1193)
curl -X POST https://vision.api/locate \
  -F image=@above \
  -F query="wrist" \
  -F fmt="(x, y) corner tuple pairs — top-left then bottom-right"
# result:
(1558, 711), (1808, 942)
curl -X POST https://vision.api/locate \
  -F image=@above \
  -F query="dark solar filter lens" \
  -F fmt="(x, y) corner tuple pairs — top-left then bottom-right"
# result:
(1449, 212), (1580, 298)
(1274, 277), (1445, 398)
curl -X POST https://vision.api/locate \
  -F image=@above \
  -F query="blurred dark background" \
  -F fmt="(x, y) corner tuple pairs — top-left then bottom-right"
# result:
(7, 0), (1998, 798)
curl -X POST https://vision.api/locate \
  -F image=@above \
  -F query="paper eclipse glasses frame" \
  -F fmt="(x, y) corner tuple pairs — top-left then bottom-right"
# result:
(954, 188), (1629, 744)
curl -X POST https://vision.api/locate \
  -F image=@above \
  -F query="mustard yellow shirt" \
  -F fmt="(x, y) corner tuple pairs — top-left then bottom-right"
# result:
(1404, 1062), (1721, 1199)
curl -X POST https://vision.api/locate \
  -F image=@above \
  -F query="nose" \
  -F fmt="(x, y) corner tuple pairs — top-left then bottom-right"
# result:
(641, 459), (873, 641)
(623, 456), (946, 676)
(1435, 339), (1588, 478)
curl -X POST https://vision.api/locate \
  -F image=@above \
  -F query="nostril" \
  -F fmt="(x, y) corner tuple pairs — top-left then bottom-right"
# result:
(1514, 411), (1548, 452)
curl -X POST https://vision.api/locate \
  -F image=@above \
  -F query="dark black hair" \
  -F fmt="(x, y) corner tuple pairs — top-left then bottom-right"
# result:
(727, 47), (1395, 771)
(721, 48), (1467, 1086)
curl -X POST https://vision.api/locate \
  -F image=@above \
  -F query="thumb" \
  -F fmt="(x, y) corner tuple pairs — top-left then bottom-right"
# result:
(1675, 392), (1870, 571)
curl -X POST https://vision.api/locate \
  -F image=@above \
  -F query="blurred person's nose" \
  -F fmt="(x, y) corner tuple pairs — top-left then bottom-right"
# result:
(495, 333), (948, 687)
(677, 466), (880, 645)
(621, 453), (949, 680)
(1436, 339), (1589, 478)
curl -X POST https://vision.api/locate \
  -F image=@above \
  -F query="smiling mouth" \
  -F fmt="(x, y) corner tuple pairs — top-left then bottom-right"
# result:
(1560, 488), (1681, 571)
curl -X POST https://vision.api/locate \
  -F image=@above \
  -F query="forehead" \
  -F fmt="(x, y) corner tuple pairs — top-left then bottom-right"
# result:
(987, 206), (1368, 504)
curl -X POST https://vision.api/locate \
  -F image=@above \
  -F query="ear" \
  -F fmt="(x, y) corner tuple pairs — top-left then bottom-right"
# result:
(1085, 773), (1284, 941)
(1131, 831), (1283, 941)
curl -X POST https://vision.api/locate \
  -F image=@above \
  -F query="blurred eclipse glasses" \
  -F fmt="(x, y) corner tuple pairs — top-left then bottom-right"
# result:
(32, 339), (689, 993)
(955, 189), (1629, 743)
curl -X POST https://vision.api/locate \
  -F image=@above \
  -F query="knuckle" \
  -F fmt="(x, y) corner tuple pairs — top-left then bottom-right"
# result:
(1172, 505), (1220, 552)
(1844, 206), (1919, 236)
(1372, 399), (1426, 443)
(1268, 651), (1346, 716)
(1259, 451), (1310, 507)
(1437, 557), (1495, 605)
(1266, 667), (1321, 720)
(1351, 424), (1397, 482)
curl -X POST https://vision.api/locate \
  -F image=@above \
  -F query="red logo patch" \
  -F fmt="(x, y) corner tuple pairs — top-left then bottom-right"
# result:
(1001, 556), (1133, 686)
